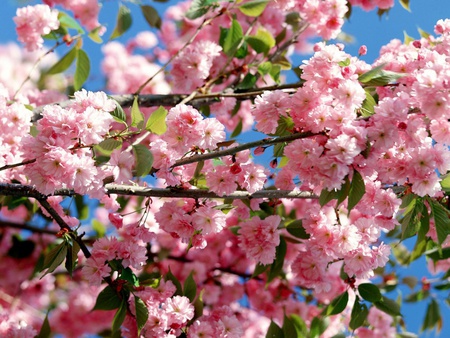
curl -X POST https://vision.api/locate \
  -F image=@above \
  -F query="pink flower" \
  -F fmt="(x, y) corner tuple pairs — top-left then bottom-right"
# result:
(109, 149), (134, 184)
(163, 296), (195, 326)
(206, 165), (238, 196)
(252, 90), (290, 134)
(238, 215), (281, 265)
(14, 4), (59, 51)
(171, 41), (222, 93)
(191, 205), (226, 235)
(82, 256), (111, 285)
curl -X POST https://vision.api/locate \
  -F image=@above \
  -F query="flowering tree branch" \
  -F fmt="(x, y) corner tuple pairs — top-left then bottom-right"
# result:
(0, 220), (58, 235)
(172, 131), (318, 168)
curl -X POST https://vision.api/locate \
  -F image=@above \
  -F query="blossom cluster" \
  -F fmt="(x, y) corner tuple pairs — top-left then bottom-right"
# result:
(43, 0), (102, 31)
(14, 4), (60, 51)
(21, 90), (116, 197)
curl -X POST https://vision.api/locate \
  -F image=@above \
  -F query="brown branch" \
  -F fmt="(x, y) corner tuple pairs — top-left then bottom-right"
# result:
(0, 183), (91, 258)
(0, 159), (36, 172)
(0, 220), (58, 235)
(172, 131), (317, 168)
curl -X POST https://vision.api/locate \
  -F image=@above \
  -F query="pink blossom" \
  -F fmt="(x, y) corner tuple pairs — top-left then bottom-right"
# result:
(163, 295), (195, 326)
(14, 5), (59, 51)
(191, 205), (226, 235)
(251, 90), (290, 134)
(238, 215), (281, 265)
(206, 165), (238, 196)
(171, 41), (222, 93)
(82, 256), (111, 285)
(109, 149), (134, 184)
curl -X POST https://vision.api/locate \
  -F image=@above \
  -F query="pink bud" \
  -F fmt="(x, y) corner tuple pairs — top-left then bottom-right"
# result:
(358, 45), (367, 56)
(270, 159), (278, 169)
(412, 40), (421, 48)
(109, 213), (123, 229)
(230, 163), (242, 174)
(254, 146), (265, 156)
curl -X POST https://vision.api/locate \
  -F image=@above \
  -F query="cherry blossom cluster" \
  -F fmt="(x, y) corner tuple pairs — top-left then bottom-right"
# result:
(21, 90), (116, 197)
(14, 4), (60, 51)
(43, 0), (102, 31)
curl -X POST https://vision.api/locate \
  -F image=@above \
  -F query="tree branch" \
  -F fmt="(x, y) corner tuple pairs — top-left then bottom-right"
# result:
(0, 220), (58, 235)
(0, 183), (91, 258)
(172, 131), (318, 168)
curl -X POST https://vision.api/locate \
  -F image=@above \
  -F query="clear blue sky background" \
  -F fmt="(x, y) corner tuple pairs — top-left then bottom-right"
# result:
(2, 0), (450, 336)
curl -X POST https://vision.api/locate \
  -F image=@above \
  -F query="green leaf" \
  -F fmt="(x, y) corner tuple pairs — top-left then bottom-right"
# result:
(265, 320), (283, 338)
(58, 11), (84, 33)
(231, 119), (243, 138)
(236, 73), (257, 90)
(252, 262), (269, 278)
(112, 300), (128, 334)
(42, 242), (68, 276)
(267, 236), (286, 283)
(319, 188), (339, 207)
(258, 61), (272, 76)
(110, 101), (127, 124)
(286, 220), (310, 239)
(131, 97), (145, 129)
(74, 49), (90, 90)
(374, 295), (401, 317)
(165, 268), (183, 296)
(421, 299), (441, 332)
(282, 314), (307, 337)
(186, 0), (211, 20)
(88, 26), (103, 43)
(223, 19), (243, 56)
(121, 267), (139, 287)
(358, 283), (382, 303)
(426, 247), (450, 261)
(145, 106), (168, 135)
(323, 291), (349, 316)
(429, 199), (450, 245)
(404, 30), (415, 45)
(65, 240), (80, 275)
(405, 290), (429, 303)
(401, 197), (422, 241)
(246, 28), (275, 54)
(358, 64), (405, 86)
(282, 314), (307, 338)
(132, 144), (154, 177)
(140, 5), (162, 29)
(36, 312), (51, 338)
(347, 170), (365, 212)
(110, 5), (132, 40)
(93, 285), (122, 311)
(96, 138), (123, 155)
(239, 0), (269, 17)
(273, 116), (294, 137)
(183, 271), (197, 302)
(440, 173), (450, 192)
(46, 47), (77, 75)
(310, 317), (327, 338)
(349, 298), (368, 330)
(337, 175), (351, 206)
(135, 297), (149, 334)
(399, 0), (410, 11)
(360, 88), (376, 117)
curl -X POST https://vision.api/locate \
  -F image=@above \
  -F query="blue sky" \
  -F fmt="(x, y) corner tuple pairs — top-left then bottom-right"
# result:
(2, 0), (450, 336)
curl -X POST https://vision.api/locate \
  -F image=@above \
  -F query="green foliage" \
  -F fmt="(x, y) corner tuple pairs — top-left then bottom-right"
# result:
(145, 106), (168, 135)
(322, 291), (349, 316)
(183, 271), (197, 302)
(358, 283), (382, 302)
(238, 0), (269, 17)
(267, 236), (286, 283)
(282, 314), (308, 337)
(347, 170), (366, 212)
(46, 47), (77, 75)
(265, 320), (283, 338)
(141, 5), (162, 29)
(135, 297), (149, 334)
(349, 298), (369, 330)
(246, 28), (275, 55)
(93, 285), (123, 311)
(41, 242), (68, 277)
(358, 64), (405, 86)
(165, 268), (183, 296)
(186, 0), (215, 20)
(112, 300), (128, 334)
(428, 198), (450, 245)
(132, 144), (154, 177)
(223, 19), (244, 56)
(110, 5), (133, 40)
(285, 220), (310, 239)
(36, 312), (51, 338)
(74, 48), (90, 90)
(131, 97), (145, 129)
(374, 295), (402, 317)
(421, 299), (442, 332)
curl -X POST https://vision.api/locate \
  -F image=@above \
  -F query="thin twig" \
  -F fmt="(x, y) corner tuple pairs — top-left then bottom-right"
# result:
(12, 35), (82, 100)
(135, 11), (224, 95)
(172, 131), (317, 168)
(0, 220), (58, 235)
